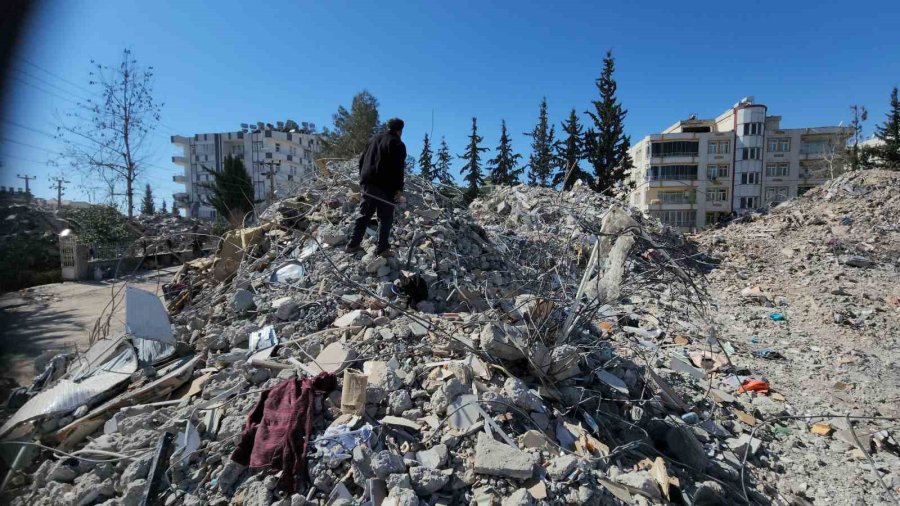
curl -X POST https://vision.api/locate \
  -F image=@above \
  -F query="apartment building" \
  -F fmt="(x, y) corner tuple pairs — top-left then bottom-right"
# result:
(171, 123), (321, 220)
(627, 97), (852, 231)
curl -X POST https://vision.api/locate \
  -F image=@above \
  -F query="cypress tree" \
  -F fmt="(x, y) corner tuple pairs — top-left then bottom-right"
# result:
(434, 137), (454, 185)
(849, 105), (868, 171)
(160, 199), (168, 214)
(458, 117), (488, 201)
(526, 98), (556, 187)
(140, 184), (155, 215)
(419, 133), (434, 181)
(553, 109), (591, 189)
(586, 50), (629, 195)
(875, 86), (900, 169)
(487, 120), (523, 185)
(201, 155), (255, 227)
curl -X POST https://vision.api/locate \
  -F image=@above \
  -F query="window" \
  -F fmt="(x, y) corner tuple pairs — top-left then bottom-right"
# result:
(742, 122), (763, 136)
(765, 186), (790, 202)
(740, 172), (761, 184)
(650, 210), (696, 228)
(651, 141), (700, 157)
(275, 143), (281, 153)
(658, 191), (692, 204)
(707, 140), (730, 154)
(647, 165), (698, 181)
(705, 188), (727, 202)
(741, 147), (761, 160)
(766, 162), (790, 177)
(739, 196), (760, 209)
(706, 165), (729, 180)
(768, 137), (790, 152)
(801, 140), (830, 155)
(252, 141), (263, 152)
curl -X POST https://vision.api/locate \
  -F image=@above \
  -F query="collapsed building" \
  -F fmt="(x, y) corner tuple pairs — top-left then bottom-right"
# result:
(1, 161), (897, 505)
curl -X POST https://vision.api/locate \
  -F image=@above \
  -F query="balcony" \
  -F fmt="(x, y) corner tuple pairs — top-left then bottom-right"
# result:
(173, 192), (189, 204)
(172, 155), (188, 165)
(172, 175), (187, 184)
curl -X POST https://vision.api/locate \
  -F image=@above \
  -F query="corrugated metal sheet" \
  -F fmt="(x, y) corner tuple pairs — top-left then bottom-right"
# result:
(0, 346), (138, 438)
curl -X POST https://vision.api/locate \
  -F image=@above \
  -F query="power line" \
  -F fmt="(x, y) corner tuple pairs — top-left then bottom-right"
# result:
(11, 66), (91, 102)
(16, 174), (36, 200)
(15, 55), (93, 95)
(9, 63), (180, 134)
(49, 176), (71, 208)
(8, 75), (89, 110)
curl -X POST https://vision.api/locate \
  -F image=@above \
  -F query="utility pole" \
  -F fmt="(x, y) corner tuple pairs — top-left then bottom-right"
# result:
(49, 177), (71, 209)
(260, 160), (281, 204)
(16, 174), (36, 202)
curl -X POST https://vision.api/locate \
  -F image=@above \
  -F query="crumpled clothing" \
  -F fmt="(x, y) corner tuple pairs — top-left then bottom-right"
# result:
(230, 372), (337, 493)
(312, 422), (373, 460)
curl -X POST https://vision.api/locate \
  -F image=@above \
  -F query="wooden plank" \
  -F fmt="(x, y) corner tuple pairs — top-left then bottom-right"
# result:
(48, 354), (201, 450)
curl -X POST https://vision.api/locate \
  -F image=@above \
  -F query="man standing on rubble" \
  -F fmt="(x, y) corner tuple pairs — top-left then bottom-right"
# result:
(346, 117), (407, 256)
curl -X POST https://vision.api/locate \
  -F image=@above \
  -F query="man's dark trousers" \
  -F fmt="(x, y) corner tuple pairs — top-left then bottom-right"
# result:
(348, 185), (394, 252)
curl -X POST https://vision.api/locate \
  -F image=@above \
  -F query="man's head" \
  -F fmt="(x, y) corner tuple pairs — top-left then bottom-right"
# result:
(386, 117), (404, 137)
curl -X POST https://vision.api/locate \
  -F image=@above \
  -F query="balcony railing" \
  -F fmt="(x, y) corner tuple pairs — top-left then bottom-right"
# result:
(646, 174), (698, 182)
(651, 152), (699, 158)
(172, 175), (186, 184)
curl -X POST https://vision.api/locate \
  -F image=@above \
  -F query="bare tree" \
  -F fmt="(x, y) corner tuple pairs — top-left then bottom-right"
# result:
(58, 48), (162, 217)
(820, 137), (848, 180)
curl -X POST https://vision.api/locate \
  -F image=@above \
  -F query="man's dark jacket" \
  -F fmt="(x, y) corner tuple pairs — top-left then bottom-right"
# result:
(358, 130), (406, 196)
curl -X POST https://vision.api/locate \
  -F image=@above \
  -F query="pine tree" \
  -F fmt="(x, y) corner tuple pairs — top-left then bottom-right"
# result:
(526, 98), (556, 187)
(487, 120), (523, 185)
(875, 86), (900, 169)
(553, 109), (591, 189)
(586, 50), (629, 195)
(617, 135), (635, 192)
(321, 90), (382, 158)
(458, 117), (488, 201)
(140, 184), (155, 215)
(201, 155), (255, 227)
(419, 133), (434, 181)
(434, 137), (453, 185)
(160, 199), (168, 214)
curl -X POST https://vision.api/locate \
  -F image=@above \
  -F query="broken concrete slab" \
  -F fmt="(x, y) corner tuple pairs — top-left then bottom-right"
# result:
(473, 432), (536, 479)
(309, 342), (358, 374)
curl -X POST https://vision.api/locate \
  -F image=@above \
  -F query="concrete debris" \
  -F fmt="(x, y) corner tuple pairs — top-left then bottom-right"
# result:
(408, 465), (449, 495)
(6, 162), (897, 506)
(473, 433), (536, 479)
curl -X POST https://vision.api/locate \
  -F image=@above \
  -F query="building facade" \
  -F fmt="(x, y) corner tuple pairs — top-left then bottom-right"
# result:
(628, 98), (852, 231)
(171, 125), (321, 220)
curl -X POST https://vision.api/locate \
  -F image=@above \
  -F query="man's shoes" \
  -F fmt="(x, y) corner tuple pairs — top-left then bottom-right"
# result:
(375, 247), (394, 258)
(345, 243), (362, 253)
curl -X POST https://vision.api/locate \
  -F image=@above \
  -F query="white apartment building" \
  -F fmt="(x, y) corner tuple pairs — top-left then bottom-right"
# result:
(171, 123), (321, 220)
(628, 97), (852, 231)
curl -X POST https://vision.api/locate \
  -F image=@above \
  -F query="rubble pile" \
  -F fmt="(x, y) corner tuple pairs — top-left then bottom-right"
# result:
(693, 169), (900, 504)
(7, 163), (897, 505)
(130, 213), (215, 255)
(468, 182), (628, 275)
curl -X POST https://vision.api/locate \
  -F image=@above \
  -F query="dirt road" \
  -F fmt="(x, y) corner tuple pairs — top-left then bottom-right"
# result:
(0, 268), (176, 387)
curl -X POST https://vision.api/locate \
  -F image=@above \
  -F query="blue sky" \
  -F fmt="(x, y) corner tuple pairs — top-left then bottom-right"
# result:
(2, 0), (899, 206)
